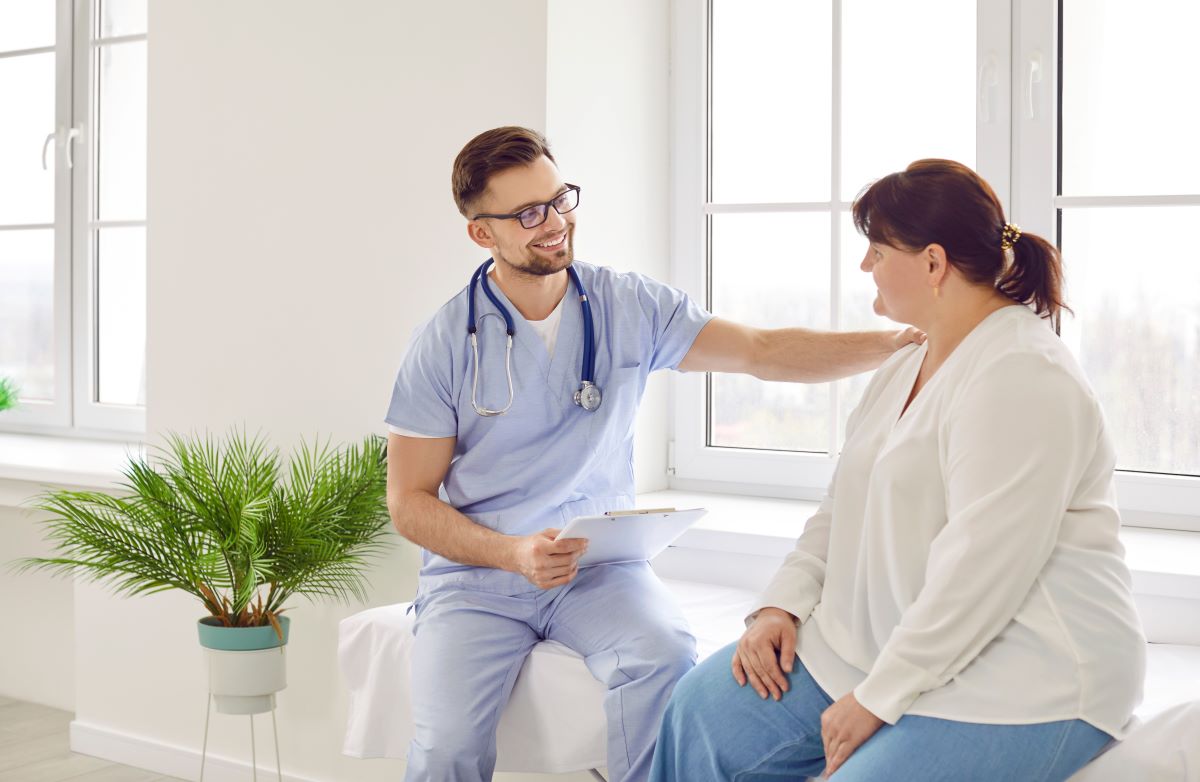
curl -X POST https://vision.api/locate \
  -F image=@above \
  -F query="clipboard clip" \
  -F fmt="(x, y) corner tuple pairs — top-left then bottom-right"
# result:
(604, 507), (676, 517)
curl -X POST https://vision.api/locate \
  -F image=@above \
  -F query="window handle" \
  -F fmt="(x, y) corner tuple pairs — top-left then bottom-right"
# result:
(41, 126), (82, 170)
(1027, 52), (1044, 120)
(41, 132), (55, 170)
(977, 55), (999, 124)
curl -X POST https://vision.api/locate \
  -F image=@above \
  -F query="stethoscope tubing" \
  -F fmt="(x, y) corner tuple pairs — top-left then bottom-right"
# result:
(466, 258), (597, 415)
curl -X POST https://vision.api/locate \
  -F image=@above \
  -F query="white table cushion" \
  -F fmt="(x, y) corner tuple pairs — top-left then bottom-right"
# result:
(338, 579), (754, 773)
(339, 579), (1200, 778)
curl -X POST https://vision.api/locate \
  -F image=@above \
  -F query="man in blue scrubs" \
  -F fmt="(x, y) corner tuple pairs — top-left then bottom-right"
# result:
(385, 126), (920, 782)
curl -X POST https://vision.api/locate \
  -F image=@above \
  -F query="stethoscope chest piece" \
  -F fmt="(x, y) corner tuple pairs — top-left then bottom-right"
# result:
(574, 381), (603, 412)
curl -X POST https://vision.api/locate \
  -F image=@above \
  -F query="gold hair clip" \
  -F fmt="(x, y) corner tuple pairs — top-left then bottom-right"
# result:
(1000, 223), (1022, 250)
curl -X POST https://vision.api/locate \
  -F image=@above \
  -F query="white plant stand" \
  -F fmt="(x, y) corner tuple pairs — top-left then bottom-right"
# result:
(199, 645), (287, 781)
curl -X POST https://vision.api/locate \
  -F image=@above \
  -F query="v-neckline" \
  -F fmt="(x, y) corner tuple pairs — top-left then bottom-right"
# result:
(890, 304), (1023, 430)
(483, 273), (581, 393)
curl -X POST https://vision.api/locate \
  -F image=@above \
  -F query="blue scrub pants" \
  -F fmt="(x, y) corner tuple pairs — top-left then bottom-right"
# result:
(405, 561), (697, 782)
(650, 642), (1113, 782)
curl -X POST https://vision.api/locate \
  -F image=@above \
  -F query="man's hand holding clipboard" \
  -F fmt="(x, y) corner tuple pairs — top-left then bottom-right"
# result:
(554, 507), (708, 567)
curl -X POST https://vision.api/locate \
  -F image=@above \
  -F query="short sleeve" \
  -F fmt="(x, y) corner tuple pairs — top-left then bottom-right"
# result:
(633, 275), (714, 372)
(384, 319), (458, 438)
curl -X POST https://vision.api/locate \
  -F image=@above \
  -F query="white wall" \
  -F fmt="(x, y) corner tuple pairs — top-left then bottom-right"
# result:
(0, 503), (74, 711)
(61, 1), (672, 781)
(546, 0), (673, 493)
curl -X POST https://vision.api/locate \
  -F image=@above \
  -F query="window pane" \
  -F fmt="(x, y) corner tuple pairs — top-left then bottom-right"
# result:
(97, 40), (147, 221)
(709, 212), (831, 452)
(837, 213), (898, 447)
(1060, 207), (1200, 475)
(0, 229), (55, 401)
(841, 0), (976, 201)
(96, 227), (145, 406)
(0, 1), (55, 51)
(1061, 0), (1200, 197)
(710, 0), (831, 204)
(0, 52), (55, 225)
(99, 0), (147, 38)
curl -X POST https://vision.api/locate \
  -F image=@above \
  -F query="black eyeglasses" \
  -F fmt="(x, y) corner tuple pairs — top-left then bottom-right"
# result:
(473, 184), (581, 229)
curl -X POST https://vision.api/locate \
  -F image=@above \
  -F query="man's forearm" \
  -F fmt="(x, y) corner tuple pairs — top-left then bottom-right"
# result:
(753, 328), (897, 383)
(390, 490), (516, 571)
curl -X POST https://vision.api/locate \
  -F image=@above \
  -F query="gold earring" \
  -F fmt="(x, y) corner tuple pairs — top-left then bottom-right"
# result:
(934, 285), (941, 299)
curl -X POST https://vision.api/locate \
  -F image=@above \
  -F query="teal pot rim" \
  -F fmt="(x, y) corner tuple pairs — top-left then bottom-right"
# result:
(197, 615), (290, 651)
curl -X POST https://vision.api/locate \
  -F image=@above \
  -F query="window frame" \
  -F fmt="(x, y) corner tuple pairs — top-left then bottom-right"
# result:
(669, 0), (1200, 532)
(0, 0), (146, 438)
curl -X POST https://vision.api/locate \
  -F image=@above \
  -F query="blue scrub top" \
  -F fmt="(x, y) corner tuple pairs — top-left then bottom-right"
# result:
(385, 261), (713, 593)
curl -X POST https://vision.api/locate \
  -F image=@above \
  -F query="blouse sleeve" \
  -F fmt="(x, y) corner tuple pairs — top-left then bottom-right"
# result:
(853, 350), (1102, 724)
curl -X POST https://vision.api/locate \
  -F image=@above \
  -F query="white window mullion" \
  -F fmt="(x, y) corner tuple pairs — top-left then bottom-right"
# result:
(69, 0), (96, 431)
(669, 0), (710, 483)
(70, 0), (145, 435)
(977, 0), (1014, 210)
(1010, 0), (1057, 241)
(828, 0), (843, 457)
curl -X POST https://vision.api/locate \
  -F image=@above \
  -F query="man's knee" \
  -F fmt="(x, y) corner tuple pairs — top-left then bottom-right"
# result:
(631, 624), (699, 681)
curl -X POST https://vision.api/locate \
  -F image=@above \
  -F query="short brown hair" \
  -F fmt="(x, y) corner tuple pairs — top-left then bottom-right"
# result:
(853, 159), (1069, 331)
(451, 126), (556, 217)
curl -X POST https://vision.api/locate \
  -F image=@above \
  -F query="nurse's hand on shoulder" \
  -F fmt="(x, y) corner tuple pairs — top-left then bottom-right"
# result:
(508, 529), (588, 589)
(732, 607), (798, 701)
(820, 692), (883, 777)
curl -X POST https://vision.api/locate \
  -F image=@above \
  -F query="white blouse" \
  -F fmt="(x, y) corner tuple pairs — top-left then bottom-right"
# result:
(753, 305), (1145, 737)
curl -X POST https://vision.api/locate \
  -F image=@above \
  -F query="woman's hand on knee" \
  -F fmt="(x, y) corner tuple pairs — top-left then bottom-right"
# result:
(731, 607), (798, 701)
(820, 692), (884, 777)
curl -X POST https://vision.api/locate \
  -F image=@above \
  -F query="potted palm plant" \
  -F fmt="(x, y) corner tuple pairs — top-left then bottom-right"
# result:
(0, 377), (18, 412)
(18, 431), (392, 714)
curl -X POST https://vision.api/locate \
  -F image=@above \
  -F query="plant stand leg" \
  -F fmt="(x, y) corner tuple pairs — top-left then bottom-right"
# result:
(250, 713), (258, 782)
(271, 703), (283, 782)
(199, 694), (213, 782)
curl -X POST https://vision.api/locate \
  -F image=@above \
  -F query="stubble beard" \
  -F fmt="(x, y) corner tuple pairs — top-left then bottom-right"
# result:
(497, 225), (575, 278)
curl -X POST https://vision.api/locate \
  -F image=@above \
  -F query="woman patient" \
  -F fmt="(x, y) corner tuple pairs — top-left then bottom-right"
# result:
(650, 160), (1145, 781)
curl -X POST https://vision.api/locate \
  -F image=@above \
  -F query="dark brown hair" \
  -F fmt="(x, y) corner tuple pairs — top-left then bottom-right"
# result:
(852, 159), (1069, 331)
(451, 126), (556, 217)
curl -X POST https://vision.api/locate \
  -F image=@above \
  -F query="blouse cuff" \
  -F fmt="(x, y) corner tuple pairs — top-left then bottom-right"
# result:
(745, 574), (822, 628)
(853, 648), (935, 725)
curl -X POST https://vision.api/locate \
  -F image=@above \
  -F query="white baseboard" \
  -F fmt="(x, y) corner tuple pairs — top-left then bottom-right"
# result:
(70, 719), (323, 782)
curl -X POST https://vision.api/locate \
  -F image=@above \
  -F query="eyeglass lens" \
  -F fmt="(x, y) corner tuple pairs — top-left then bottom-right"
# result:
(517, 188), (579, 229)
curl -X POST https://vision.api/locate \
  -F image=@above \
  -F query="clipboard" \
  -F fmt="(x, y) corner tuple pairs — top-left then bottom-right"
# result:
(555, 507), (707, 567)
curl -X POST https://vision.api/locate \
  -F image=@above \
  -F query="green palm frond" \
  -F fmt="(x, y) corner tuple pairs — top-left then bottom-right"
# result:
(16, 430), (393, 627)
(0, 378), (18, 412)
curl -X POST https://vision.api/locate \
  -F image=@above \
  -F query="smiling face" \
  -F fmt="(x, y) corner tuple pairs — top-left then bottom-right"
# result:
(466, 156), (576, 277)
(860, 240), (938, 325)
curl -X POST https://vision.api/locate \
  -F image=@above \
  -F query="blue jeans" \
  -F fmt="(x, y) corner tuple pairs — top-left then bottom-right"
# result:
(649, 642), (1112, 782)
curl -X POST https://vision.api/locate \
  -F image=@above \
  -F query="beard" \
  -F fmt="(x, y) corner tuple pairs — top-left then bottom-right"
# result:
(495, 224), (575, 277)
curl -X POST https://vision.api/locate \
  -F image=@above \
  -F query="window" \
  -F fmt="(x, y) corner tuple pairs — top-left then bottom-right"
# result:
(671, 0), (1199, 530)
(0, 0), (147, 436)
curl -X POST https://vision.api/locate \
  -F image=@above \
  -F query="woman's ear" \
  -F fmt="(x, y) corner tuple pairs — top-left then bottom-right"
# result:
(466, 219), (494, 250)
(925, 243), (948, 287)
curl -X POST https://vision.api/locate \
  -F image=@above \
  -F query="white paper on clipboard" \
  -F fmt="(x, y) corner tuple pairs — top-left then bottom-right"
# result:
(555, 508), (707, 567)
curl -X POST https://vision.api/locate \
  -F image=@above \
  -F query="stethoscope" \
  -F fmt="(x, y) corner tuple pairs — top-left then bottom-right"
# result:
(467, 258), (602, 417)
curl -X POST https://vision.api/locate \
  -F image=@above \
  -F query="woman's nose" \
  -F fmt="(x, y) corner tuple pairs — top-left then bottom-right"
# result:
(860, 252), (871, 272)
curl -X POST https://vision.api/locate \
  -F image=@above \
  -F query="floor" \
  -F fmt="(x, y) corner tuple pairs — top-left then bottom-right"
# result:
(0, 695), (183, 782)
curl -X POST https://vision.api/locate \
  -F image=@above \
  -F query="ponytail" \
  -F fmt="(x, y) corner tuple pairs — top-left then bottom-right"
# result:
(996, 228), (1071, 334)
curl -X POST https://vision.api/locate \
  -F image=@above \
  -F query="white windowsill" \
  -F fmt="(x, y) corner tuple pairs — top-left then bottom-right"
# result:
(0, 433), (139, 507)
(3, 435), (1197, 602)
(640, 489), (1200, 602)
